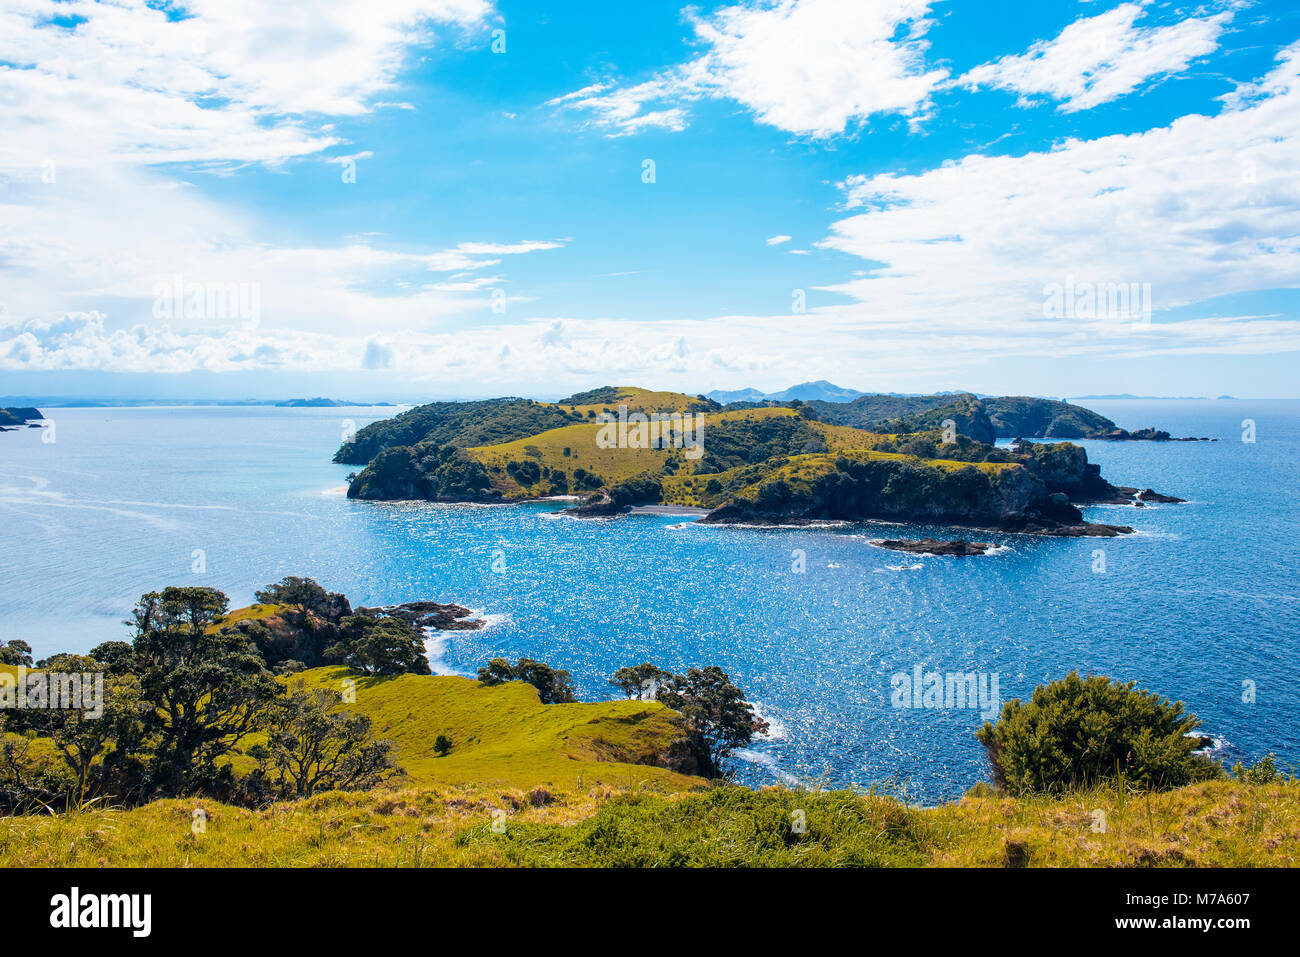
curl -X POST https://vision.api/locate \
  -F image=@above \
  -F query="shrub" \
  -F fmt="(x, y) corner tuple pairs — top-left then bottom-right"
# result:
(975, 672), (1221, 795)
(433, 734), (453, 757)
(1233, 754), (1290, 785)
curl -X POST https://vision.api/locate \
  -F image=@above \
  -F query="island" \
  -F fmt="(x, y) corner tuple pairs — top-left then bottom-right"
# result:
(333, 387), (1190, 537)
(0, 407), (43, 432)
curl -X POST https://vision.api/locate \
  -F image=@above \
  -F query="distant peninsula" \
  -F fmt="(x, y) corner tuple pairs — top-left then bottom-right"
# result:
(0, 407), (43, 432)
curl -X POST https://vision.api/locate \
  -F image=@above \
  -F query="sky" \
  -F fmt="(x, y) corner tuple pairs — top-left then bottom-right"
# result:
(1, 0), (1299, 400)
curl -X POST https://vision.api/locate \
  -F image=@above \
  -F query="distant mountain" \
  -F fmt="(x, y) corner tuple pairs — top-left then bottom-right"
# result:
(707, 381), (866, 404)
(706, 387), (768, 404)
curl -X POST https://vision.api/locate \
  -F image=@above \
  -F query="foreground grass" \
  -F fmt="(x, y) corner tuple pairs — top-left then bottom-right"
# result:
(4, 778), (1294, 868)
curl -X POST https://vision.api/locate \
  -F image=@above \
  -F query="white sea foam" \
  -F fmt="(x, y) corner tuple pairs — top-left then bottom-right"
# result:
(421, 610), (509, 676)
(750, 702), (787, 741)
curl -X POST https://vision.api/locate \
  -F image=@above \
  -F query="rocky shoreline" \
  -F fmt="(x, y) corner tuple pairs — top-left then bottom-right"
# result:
(363, 601), (486, 631)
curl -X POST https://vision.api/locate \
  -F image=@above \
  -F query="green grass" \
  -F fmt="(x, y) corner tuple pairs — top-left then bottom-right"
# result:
(285, 667), (702, 792)
(467, 406), (893, 503)
(3, 778), (1294, 868)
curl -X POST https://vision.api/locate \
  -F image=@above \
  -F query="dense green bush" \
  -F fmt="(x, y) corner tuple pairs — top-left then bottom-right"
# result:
(975, 672), (1221, 795)
(334, 398), (577, 465)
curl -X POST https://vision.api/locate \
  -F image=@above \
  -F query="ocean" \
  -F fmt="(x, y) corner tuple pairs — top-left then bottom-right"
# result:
(2, 399), (1296, 802)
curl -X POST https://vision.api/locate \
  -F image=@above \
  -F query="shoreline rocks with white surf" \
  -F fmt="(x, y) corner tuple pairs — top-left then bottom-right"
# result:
(362, 600), (486, 631)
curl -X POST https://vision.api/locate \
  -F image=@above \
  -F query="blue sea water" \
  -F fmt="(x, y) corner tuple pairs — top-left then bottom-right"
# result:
(1, 400), (1297, 802)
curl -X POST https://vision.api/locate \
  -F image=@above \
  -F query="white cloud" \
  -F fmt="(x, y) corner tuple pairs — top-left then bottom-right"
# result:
(766, 234), (793, 245)
(0, 0), (574, 366)
(0, 0), (492, 172)
(0, 161), (565, 343)
(805, 40), (1300, 358)
(8, 32), (1300, 387)
(549, 0), (946, 137)
(959, 2), (1232, 112)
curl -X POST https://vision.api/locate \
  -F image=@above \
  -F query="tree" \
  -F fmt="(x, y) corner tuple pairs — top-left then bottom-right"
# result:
(89, 641), (135, 674)
(130, 587), (281, 796)
(0, 640), (32, 667)
(610, 663), (673, 700)
(433, 734), (453, 757)
(637, 665), (768, 776)
(254, 576), (334, 624)
(476, 657), (577, 704)
(975, 671), (1221, 795)
(254, 682), (400, 798)
(38, 656), (146, 804)
(324, 613), (431, 676)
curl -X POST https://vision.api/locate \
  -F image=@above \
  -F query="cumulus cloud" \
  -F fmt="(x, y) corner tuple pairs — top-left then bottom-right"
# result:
(809, 41), (1300, 357)
(959, 2), (1233, 112)
(548, 0), (946, 137)
(0, 0), (492, 171)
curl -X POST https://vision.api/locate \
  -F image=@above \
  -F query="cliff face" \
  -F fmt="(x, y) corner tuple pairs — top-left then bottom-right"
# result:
(1009, 440), (1115, 500)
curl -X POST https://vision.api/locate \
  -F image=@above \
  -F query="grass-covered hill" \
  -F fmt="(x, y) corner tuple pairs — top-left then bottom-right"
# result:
(982, 396), (1120, 439)
(279, 667), (702, 791)
(1, 659), (704, 798)
(4, 775), (1294, 868)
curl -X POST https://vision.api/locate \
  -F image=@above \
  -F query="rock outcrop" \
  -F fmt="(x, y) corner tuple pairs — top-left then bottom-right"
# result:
(871, 538), (993, 556)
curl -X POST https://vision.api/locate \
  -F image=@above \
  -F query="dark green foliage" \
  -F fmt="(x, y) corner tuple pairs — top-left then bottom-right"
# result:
(324, 613), (432, 676)
(334, 398), (578, 465)
(88, 641), (135, 674)
(807, 393), (975, 430)
(886, 397), (996, 444)
(250, 682), (399, 798)
(691, 415), (824, 473)
(612, 664), (767, 776)
(130, 587), (282, 796)
(607, 472), (663, 507)
(0, 640), (32, 667)
(505, 459), (542, 486)
(982, 396), (1117, 439)
(975, 672), (1221, 795)
(476, 657), (577, 704)
(559, 386), (622, 405)
(254, 576), (340, 620)
(571, 468), (605, 491)
(800, 457), (997, 522)
(609, 663), (674, 700)
(433, 734), (453, 757)
(347, 444), (498, 501)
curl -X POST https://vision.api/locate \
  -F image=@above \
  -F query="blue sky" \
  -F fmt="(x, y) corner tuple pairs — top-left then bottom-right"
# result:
(2, 0), (1299, 399)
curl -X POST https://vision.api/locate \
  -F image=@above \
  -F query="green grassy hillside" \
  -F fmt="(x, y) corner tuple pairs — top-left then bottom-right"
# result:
(3, 777), (1293, 868)
(1, 661), (702, 795)
(285, 667), (702, 792)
